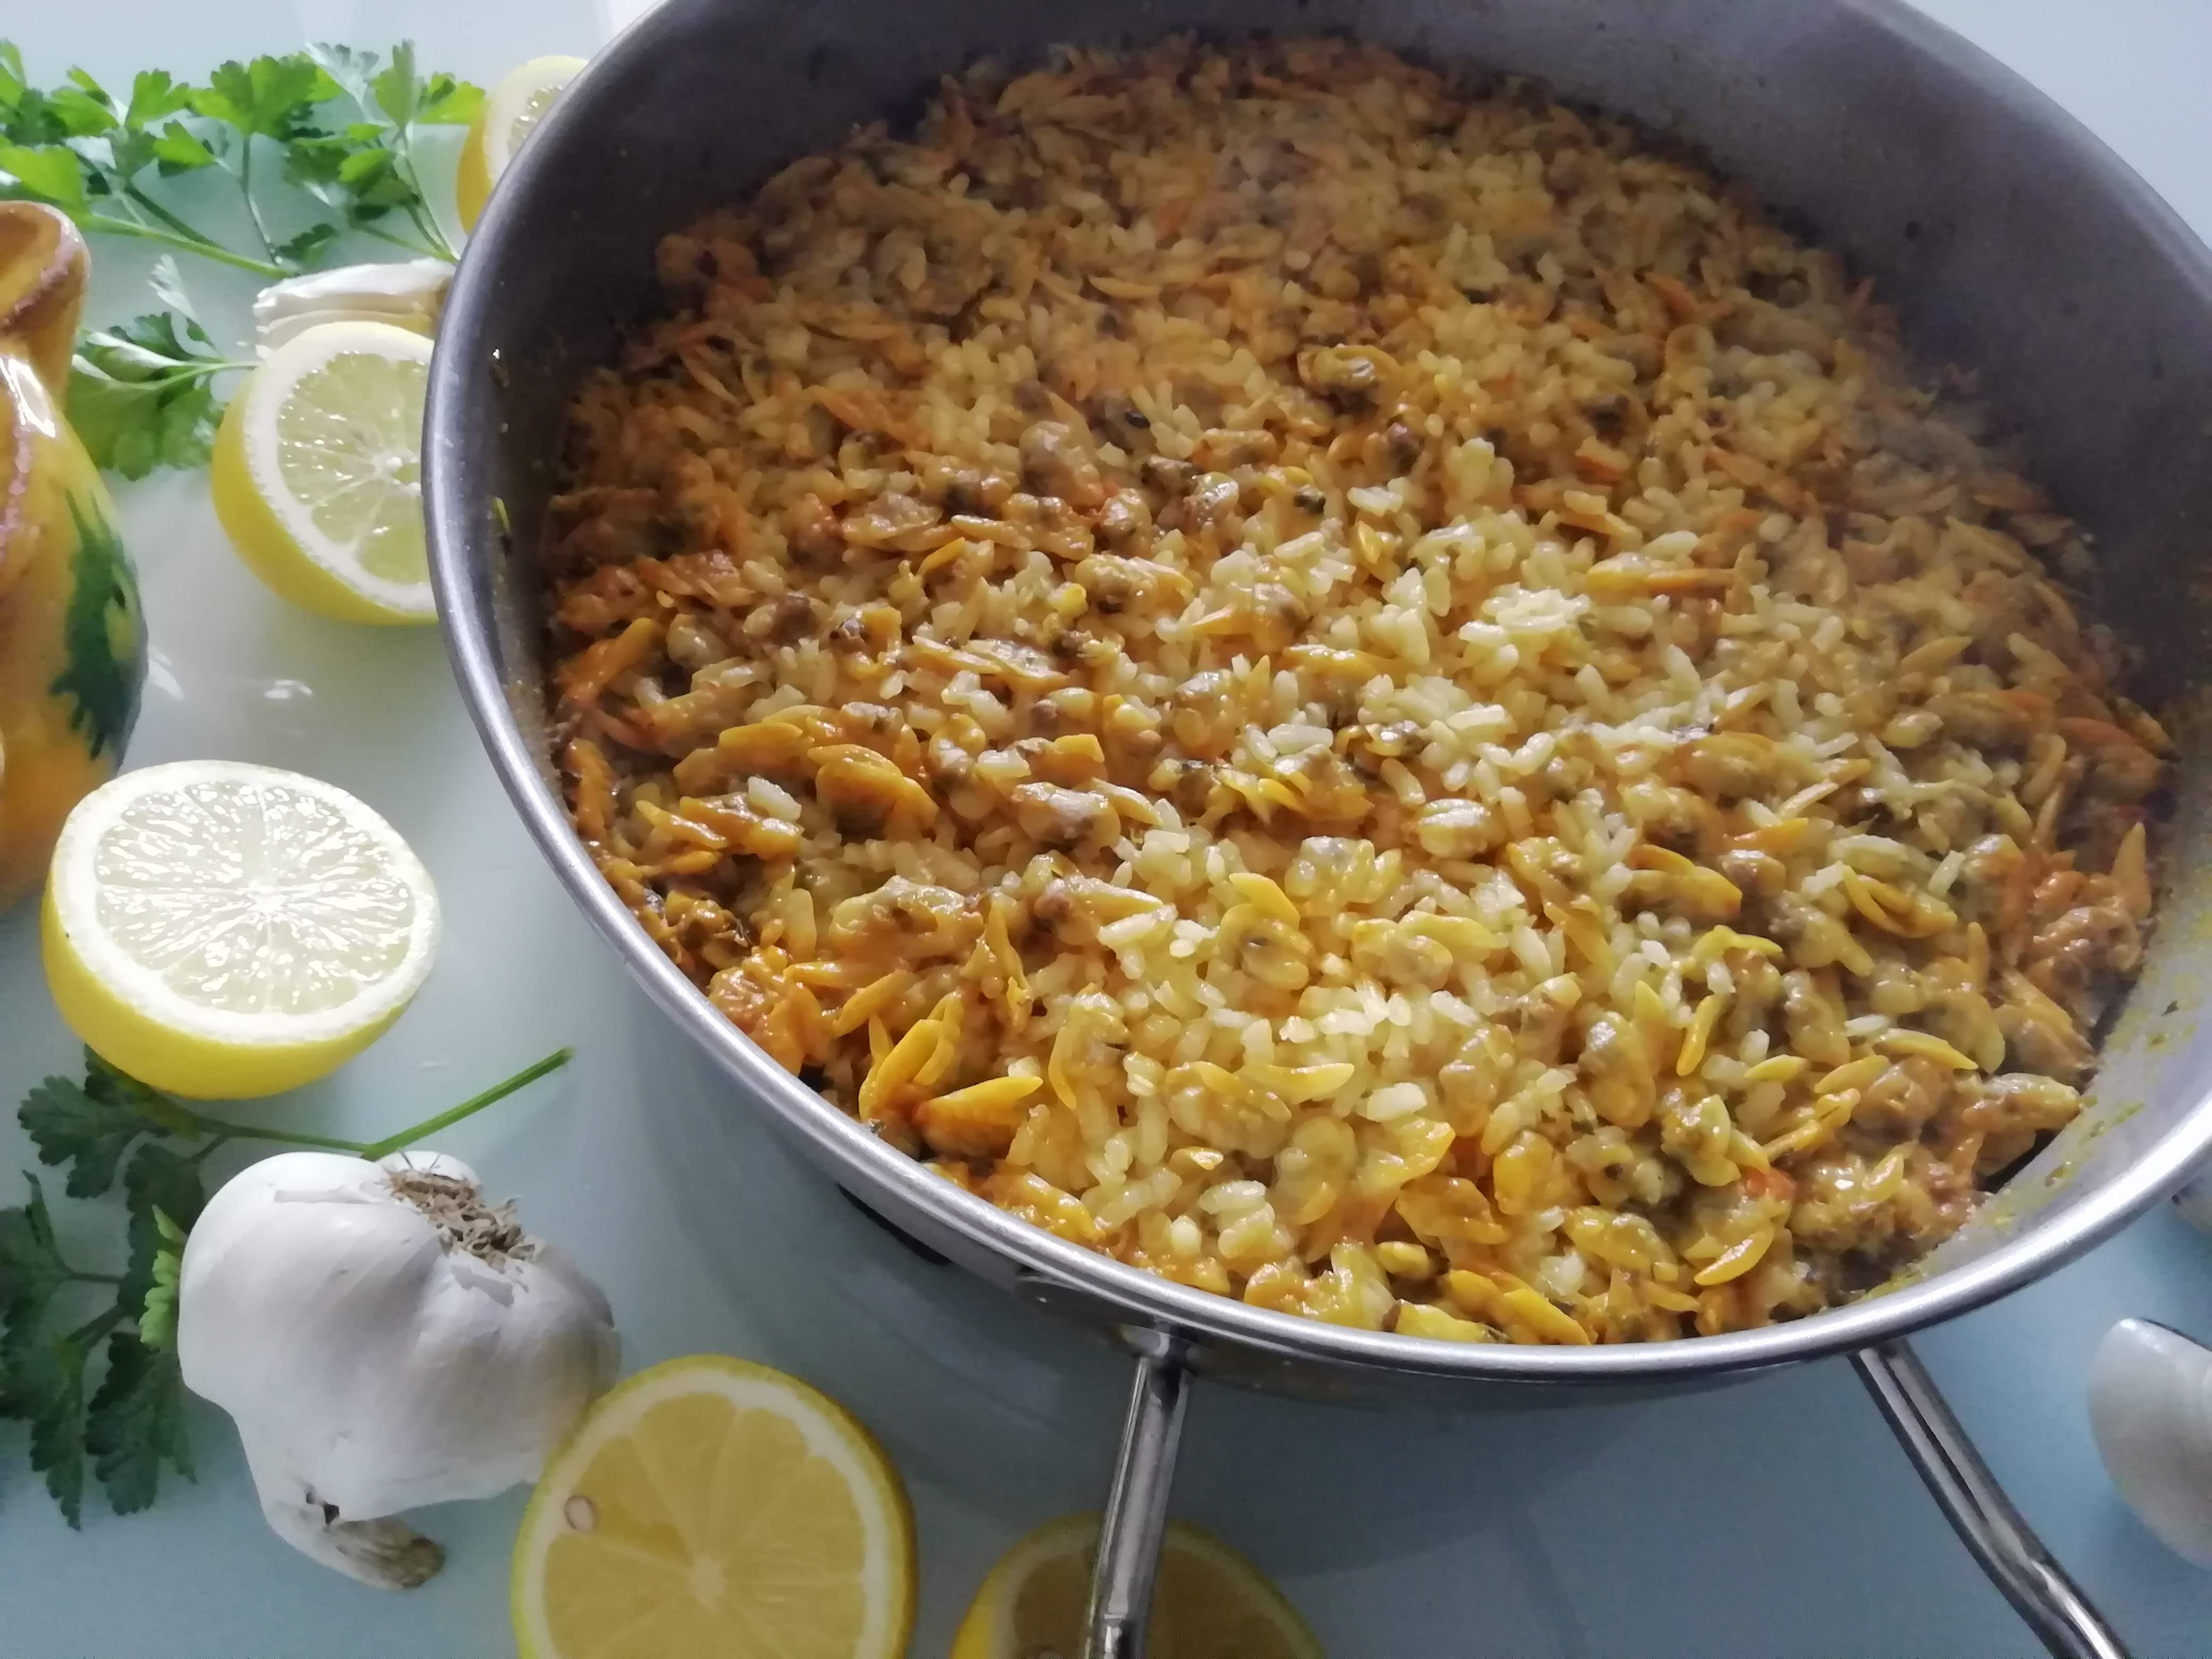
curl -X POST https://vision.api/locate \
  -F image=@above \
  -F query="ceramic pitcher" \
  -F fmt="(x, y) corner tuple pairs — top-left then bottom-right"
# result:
(0, 201), (145, 908)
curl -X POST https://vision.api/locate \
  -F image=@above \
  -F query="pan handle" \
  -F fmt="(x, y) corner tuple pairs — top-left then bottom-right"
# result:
(1083, 1330), (1191, 1659)
(1854, 1339), (2127, 1659)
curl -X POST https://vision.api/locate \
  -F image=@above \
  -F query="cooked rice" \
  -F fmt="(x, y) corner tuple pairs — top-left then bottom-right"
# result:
(544, 39), (2164, 1343)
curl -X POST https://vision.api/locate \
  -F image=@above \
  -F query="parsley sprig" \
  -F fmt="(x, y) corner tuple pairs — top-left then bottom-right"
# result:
(66, 257), (255, 480)
(0, 40), (481, 278)
(2, 38), (480, 479)
(0, 46), (275, 277)
(295, 43), (480, 263)
(0, 1047), (571, 1527)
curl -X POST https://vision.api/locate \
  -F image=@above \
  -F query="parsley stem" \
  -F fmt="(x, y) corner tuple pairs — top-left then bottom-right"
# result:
(388, 119), (443, 259)
(168, 1119), (365, 1153)
(100, 363), (257, 388)
(120, 185), (220, 251)
(66, 1304), (125, 1348)
(236, 137), (279, 263)
(65, 1271), (124, 1286)
(143, 1049), (574, 1161)
(86, 216), (288, 280)
(357, 1048), (574, 1160)
(356, 220), (450, 263)
(401, 198), (456, 264)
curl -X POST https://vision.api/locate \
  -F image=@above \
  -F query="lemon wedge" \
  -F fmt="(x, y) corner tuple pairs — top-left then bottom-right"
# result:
(951, 1512), (1324, 1659)
(41, 760), (440, 1099)
(512, 1354), (915, 1659)
(210, 320), (435, 626)
(457, 55), (587, 232)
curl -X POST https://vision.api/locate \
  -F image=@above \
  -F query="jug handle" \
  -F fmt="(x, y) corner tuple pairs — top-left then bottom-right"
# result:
(0, 202), (89, 395)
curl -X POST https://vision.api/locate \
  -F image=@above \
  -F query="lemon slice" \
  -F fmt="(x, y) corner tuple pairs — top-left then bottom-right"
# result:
(41, 760), (440, 1099)
(457, 55), (588, 232)
(513, 1354), (915, 1659)
(210, 320), (435, 626)
(951, 1513), (1323, 1659)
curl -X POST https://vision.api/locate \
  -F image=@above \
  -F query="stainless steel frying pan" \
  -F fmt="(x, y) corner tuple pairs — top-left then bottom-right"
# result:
(423, 3), (2212, 1653)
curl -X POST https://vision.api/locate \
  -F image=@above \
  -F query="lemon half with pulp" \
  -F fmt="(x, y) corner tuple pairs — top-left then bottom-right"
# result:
(43, 759), (440, 1098)
(457, 55), (588, 231)
(211, 319), (435, 625)
(513, 1354), (915, 1659)
(952, 1512), (1323, 1659)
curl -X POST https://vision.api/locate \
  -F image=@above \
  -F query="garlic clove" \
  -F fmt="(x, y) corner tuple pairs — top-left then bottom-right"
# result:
(2088, 1317), (2212, 1565)
(237, 1424), (445, 1591)
(252, 260), (451, 356)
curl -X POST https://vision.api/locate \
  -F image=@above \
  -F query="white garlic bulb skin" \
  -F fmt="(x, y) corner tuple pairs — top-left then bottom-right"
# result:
(2088, 1317), (2212, 1566)
(178, 1150), (617, 1585)
(251, 260), (452, 355)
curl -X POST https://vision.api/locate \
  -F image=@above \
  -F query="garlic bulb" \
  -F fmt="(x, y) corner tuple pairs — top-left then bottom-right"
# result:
(252, 260), (451, 355)
(2087, 1317), (2212, 1565)
(178, 1150), (617, 1587)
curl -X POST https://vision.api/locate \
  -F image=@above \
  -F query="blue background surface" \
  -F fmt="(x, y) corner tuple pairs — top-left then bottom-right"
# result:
(2, 2), (2209, 1653)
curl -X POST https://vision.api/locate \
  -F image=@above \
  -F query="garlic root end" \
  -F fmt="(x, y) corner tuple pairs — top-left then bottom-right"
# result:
(240, 1431), (447, 1589)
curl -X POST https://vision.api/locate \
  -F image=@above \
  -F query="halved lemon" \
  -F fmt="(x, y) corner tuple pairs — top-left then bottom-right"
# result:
(457, 55), (588, 232)
(513, 1355), (915, 1659)
(210, 320), (435, 626)
(951, 1512), (1323, 1659)
(41, 760), (440, 1098)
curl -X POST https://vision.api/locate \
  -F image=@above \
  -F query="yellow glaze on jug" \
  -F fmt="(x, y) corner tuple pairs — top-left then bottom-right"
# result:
(0, 202), (145, 908)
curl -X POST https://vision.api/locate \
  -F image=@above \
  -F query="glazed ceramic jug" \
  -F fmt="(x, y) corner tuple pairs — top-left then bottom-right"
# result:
(0, 201), (145, 908)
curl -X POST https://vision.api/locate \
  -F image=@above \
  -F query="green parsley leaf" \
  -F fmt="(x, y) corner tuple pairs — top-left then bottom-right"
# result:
(134, 1211), (185, 1354)
(368, 40), (421, 127)
(124, 70), (194, 131)
(301, 42), (378, 108)
(271, 221), (338, 268)
(0, 141), (88, 214)
(40, 71), (170, 189)
(85, 1332), (192, 1514)
(3, 1060), (204, 1523)
(11, 1325), (90, 1527)
(292, 41), (477, 261)
(45, 495), (146, 754)
(117, 1144), (203, 1328)
(20, 1079), (150, 1201)
(68, 271), (244, 481)
(0, 1176), (74, 1348)
(1, 44), (68, 147)
(416, 73), (482, 127)
(99, 1149), (204, 1513)
(79, 314), (213, 376)
(46, 82), (117, 141)
(0, 1176), (100, 1529)
(144, 253), (200, 329)
(67, 366), (215, 479)
(148, 121), (214, 174)
(191, 53), (332, 142)
(20, 1053), (202, 1199)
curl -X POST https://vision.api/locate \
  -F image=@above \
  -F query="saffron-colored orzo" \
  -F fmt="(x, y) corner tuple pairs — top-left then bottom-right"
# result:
(544, 39), (2162, 1343)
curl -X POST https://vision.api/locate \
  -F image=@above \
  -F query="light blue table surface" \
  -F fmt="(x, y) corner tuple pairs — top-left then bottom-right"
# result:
(3, 2), (2210, 1654)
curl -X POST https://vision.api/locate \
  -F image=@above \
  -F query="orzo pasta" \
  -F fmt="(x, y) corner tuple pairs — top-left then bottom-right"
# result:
(544, 39), (2161, 1343)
